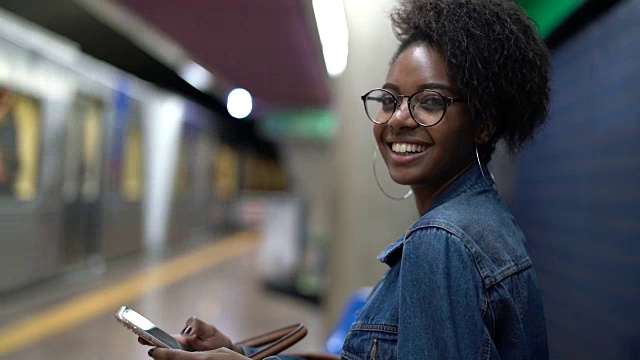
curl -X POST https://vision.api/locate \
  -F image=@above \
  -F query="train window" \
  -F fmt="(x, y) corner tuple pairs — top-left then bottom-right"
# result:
(213, 143), (239, 199)
(0, 87), (41, 201)
(63, 95), (104, 202)
(121, 121), (144, 202)
(241, 154), (287, 192)
(110, 95), (144, 202)
(82, 100), (103, 200)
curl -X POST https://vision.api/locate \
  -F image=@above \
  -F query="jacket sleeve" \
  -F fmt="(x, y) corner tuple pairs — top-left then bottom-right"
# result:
(398, 227), (491, 359)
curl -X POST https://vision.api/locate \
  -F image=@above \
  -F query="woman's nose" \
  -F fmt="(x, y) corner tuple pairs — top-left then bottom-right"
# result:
(387, 98), (417, 129)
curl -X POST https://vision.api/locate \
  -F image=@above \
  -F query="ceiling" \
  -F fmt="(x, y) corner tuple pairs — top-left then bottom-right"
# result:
(118, 0), (331, 110)
(0, 0), (330, 117)
(1, 0), (616, 115)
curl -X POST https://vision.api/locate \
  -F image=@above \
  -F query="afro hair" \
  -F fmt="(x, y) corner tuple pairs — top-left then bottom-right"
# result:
(390, 0), (551, 162)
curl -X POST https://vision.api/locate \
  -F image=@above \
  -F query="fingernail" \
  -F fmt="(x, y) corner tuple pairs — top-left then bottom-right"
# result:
(181, 325), (192, 335)
(148, 348), (154, 357)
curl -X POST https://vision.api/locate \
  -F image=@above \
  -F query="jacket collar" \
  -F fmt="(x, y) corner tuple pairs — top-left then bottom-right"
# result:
(376, 236), (405, 265)
(377, 164), (494, 265)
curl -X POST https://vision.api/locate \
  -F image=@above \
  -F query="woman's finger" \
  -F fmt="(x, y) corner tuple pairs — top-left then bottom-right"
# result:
(182, 316), (215, 337)
(138, 336), (153, 346)
(174, 334), (189, 346)
(148, 347), (183, 360)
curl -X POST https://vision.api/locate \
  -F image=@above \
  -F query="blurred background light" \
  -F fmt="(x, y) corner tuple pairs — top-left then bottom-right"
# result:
(179, 60), (214, 92)
(227, 88), (252, 119)
(159, 96), (185, 121)
(518, 0), (585, 38)
(312, 0), (349, 77)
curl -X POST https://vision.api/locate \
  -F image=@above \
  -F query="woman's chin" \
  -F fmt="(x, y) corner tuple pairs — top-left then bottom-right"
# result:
(388, 173), (416, 187)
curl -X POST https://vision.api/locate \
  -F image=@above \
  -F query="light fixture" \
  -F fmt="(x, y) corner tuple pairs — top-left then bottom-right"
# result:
(227, 88), (253, 119)
(312, 0), (349, 77)
(179, 61), (214, 91)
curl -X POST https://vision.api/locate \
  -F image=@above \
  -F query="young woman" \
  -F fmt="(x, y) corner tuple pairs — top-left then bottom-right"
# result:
(145, 0), (550, 358)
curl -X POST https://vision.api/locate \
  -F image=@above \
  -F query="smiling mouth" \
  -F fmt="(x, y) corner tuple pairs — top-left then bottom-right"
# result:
(390, 142), (429, 155)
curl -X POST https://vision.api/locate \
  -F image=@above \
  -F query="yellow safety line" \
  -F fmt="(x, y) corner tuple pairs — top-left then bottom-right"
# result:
(0, 231), (257, 356)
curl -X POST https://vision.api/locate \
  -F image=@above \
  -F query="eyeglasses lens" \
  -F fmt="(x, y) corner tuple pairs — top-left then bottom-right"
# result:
(410, 91), (446, 126)
(364, 90), (446, 126)
(364, 90), (396, 124)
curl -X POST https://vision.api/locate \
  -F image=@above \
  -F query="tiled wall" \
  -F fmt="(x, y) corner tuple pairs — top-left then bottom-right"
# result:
(512, 0), (640, 358)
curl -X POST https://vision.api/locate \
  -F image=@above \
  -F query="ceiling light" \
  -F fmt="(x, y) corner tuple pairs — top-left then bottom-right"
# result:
(312, 0), (349, 77)
(227, 88), (253, 119)
(179, 61), (214, 91)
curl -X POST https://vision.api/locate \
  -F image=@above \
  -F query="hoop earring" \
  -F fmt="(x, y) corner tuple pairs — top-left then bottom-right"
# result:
(373, 148), (413, 200)
(475, 145), (487, 180)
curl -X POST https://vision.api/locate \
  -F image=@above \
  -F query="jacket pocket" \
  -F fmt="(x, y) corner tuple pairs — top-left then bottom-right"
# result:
(340, 323), (398, 360)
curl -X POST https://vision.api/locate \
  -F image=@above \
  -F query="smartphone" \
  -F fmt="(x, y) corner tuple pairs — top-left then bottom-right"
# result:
(115, 306), (192, 351)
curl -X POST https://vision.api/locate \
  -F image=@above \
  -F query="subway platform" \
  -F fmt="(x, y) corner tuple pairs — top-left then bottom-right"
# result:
(0, 231), (324, 360)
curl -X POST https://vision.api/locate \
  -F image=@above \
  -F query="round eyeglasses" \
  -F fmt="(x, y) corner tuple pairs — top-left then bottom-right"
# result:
(360, 88), (466, 127)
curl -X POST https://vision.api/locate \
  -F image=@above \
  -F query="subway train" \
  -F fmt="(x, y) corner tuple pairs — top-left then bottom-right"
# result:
(0, 10), (287, 294)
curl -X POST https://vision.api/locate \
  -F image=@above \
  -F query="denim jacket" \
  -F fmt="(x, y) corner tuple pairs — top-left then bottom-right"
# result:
(261, 164), (548, 360)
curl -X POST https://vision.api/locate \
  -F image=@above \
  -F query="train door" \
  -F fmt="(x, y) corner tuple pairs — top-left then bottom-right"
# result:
(0, 86), (49, 292)
(168, 122), (199, 244)
(60, 94), (104, 268)
(168, 117), (214, 243)
(189, 131), (215, 234)
(168, 133), (191, 243)
(100, 90), (144, 258)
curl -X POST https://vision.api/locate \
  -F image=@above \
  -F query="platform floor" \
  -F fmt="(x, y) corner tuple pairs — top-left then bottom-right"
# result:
(0, 231), (324, 359)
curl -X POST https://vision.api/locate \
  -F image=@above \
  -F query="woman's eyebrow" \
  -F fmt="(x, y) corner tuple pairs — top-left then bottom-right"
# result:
(382, 83), (399, 91)
(418, 83), (454, 92)
(381, 82), (454, 93)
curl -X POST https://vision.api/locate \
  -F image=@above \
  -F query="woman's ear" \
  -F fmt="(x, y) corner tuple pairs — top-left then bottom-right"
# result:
(475, 121), (495, 145)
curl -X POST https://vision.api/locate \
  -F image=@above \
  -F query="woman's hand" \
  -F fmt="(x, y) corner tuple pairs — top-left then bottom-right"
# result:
(138, 317), (243, 354)
(148, 347), (251, 359)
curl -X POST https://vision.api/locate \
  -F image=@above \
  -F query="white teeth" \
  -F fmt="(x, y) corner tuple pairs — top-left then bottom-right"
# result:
(390, 143), (427, 154)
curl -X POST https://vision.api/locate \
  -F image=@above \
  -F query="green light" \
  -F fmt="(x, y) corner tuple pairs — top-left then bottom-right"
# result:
(518, 0), (585, 38)
(260, 109), (337, 141)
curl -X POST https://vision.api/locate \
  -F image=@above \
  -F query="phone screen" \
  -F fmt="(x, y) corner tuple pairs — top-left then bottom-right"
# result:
(119, 307), (186, 350)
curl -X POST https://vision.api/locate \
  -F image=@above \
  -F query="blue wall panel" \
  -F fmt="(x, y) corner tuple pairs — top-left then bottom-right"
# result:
(512, 0), (640, 358)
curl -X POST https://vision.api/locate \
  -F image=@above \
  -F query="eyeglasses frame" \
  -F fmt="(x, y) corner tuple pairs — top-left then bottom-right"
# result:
(360, 88), (466, 127)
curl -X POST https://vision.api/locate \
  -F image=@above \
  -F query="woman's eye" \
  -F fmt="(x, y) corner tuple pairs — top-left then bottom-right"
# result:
(380, 96), (396, 109)
(419, 95), (445, 109)
(381, 96), (394, 105)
